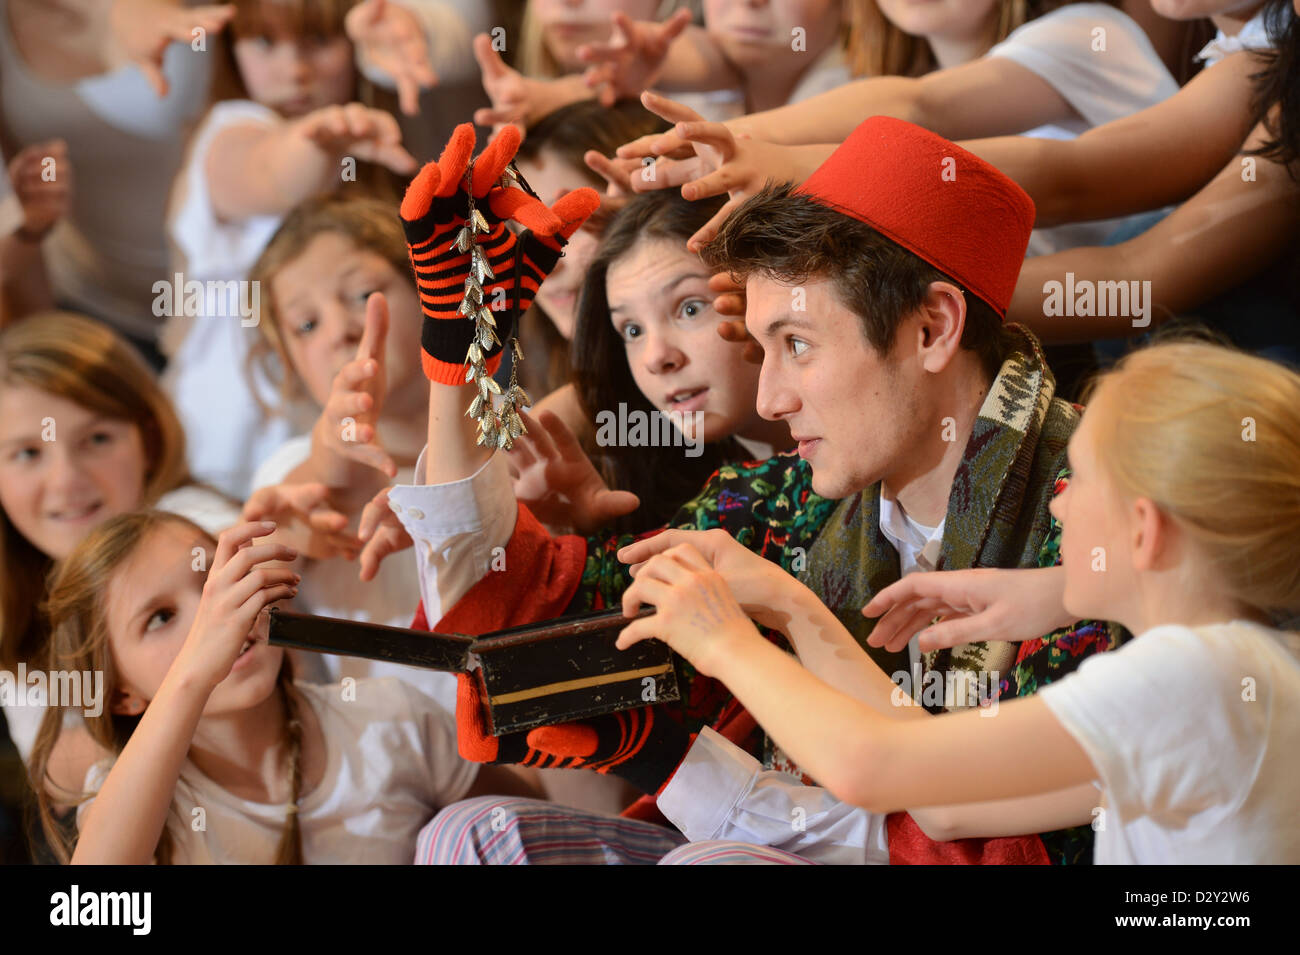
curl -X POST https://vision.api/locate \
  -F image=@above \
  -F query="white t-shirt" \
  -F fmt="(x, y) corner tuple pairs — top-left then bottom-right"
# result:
(1196, 5), (1277, 67)
(988, 3), (1180, 255)
(1040, 619), (1300, 864)
(163, 99), (304, 501)
(250, 437), (457, 714)
(78, 678), (476, 864)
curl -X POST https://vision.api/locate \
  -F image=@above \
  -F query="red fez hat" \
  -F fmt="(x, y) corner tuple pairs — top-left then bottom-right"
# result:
(796, 116), (1034, 318)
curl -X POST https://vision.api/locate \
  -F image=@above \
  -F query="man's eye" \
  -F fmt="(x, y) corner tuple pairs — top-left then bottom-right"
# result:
(145, 608), (174, 632)
(788, 337), (809, 357)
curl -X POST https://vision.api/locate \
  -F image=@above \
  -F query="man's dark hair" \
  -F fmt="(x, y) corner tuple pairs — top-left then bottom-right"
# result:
(701, 182), (1014, 380)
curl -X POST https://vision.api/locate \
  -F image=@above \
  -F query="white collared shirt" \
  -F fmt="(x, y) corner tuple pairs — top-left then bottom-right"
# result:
(1196, 6), (1277, 67)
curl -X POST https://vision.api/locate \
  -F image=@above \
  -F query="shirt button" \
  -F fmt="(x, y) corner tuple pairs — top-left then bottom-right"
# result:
(408, 507), (425, 520)
(390, 502), (403, 513)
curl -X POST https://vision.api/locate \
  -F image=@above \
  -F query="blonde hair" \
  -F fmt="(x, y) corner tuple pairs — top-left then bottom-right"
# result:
(0, 313), (189, 670)
(30, 510), (304, 864)
(845, 0), (1078, 77)
(1085, 341), (1300, 618)
(248, 194), (411, 404)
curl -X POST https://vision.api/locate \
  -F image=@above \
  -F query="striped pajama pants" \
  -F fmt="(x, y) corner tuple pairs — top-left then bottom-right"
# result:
(415, 797), (819, 865)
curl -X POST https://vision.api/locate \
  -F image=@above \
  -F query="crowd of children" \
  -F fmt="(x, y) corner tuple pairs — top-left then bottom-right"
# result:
(0, 0), (1296, 866)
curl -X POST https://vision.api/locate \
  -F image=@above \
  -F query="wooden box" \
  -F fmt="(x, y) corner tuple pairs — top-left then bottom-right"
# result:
(267, 607), (679, 736)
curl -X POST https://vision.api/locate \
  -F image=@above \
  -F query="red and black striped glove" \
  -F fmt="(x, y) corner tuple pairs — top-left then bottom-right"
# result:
(399, 123), (599, 385)
(455, 674), (691, 796)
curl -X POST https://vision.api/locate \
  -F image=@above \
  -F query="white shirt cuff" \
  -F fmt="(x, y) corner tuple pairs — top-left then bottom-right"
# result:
(658, 726), (763, 842)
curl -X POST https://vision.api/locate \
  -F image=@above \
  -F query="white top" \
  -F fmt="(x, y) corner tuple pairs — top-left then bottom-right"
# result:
(0, 0), (212, 339)
(250, 437), (458, 714)
(78, 678), (477, 864)
(987, 3), (1180, 256)
(161, 98), (303, 500)
(1040, 619), (1300, 864)
(673, 42), (852, 124)
(1196, 6), (1277, 67)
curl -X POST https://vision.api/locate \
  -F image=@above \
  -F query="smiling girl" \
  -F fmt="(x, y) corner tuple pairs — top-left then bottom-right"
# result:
(0, 311), (238, 767)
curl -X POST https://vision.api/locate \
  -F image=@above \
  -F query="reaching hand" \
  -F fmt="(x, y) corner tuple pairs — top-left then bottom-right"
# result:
(617, 527), (808, 635)
(290, 103), (417, 175)
(345, 0), (438, 115)
(108, 0), (234, 98)
(616, 539), (763, 679)
(356, 486), (413, 582)
(311, 292), (398, 480)
(709, 272), (761, 363)
(631, 91), (824, 251)
(241, 482), (361, 562)
(862, 566), (1073, 654)
(172, 522), (299, 690)
(506, 408), (640, 535)
(577, 9), (693, 107)
(471, 34), (589, 132)
(7, 141), (70, 237)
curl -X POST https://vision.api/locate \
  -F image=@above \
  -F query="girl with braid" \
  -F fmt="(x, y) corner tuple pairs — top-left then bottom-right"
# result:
(28, 511), (534, 864)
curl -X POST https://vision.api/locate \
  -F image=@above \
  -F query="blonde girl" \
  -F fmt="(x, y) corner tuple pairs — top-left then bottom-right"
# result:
(242, 194), (458, 707)
(29, 512), (529, 863)
(619, 339), (1300, 862)
(0, 311), (238, 766)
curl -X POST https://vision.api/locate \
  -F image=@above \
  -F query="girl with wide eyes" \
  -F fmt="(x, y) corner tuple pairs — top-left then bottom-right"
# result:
(27, 512), (535, 864)
(0, 311), (240, 783)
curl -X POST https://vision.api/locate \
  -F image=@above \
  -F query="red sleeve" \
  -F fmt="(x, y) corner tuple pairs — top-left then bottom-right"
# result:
(409, 502), (587, 637)
(886, 812), (1050, 865)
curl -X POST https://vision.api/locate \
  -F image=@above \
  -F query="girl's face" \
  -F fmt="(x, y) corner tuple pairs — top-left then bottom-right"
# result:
(270, 232), (424, 408)
(0, 386), (148, 559)
(606, 238), (763, 444)
(1049, 401), (1135, 624)
(104, 522), (284, 719)
(533, 0), (660, 71)
(875, 0), (998, 39)
(233, 16), (354, 117)
(703, 0), (841, 67)
(517, 148), (602, 339)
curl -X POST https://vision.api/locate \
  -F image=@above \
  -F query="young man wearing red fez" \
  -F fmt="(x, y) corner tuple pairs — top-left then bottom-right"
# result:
(375, 116), (1123, 865)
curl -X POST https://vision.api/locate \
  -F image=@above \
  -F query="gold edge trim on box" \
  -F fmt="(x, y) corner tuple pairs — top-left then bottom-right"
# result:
(488, 664), (673, 706)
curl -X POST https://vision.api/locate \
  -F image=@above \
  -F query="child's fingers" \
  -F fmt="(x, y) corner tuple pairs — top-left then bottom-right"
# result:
(582, 150), (636, 196)
(472, 32), (512, 83)
(506, 435), (538, 470)
(614, 616), (657, 651)
(227, 567), (302, 614)
(222, 542), (302, 581)
(238, 582), (300, 621)
(357, 292), (390, 364)
(473, 106), (516, 128)
(591, 489), (641, 525)
(358, 525), (412, 582)
(641, 90), (706, 129)
(357, 487), (393, 541)
(616, 529), (680, 566)
(342, 441), (398, 478)
(686, 195), (740, 253)
(916, 614), (984, 653)
(213, 521), (279, 569)
(537, 408), (585, 460)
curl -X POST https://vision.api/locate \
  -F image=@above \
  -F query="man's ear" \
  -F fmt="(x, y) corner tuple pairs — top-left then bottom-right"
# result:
(110, 687), (147, 717)
(916, 281), (966, 374)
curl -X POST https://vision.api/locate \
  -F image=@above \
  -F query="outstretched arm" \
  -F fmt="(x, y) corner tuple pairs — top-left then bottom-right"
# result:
(1009, 116), (1300, 342)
